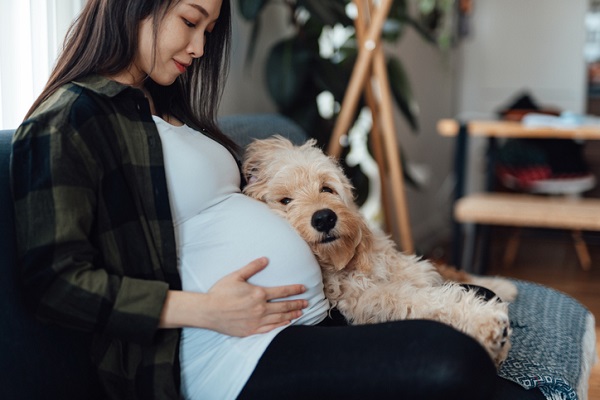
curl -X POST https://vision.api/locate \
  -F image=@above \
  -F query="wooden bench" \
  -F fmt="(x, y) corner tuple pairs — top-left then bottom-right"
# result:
(455, 193), (600, 270)
(438, 119), (600, 271)
(455, 193), (600, 231)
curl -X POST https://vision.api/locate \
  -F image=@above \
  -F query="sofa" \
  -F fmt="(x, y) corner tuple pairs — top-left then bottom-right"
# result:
(0, 114), (597, 399)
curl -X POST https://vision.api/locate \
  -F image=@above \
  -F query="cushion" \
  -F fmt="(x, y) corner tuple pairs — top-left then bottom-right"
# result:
(499, 280), (597, 399)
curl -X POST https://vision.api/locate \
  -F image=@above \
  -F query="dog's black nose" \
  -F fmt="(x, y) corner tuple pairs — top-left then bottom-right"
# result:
(311, 209), (337, 233)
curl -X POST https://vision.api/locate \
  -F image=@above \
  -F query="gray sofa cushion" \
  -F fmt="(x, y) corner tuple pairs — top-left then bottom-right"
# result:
(219, 113), (308, 149)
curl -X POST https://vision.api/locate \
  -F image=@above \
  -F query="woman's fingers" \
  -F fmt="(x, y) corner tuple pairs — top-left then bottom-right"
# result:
(235, 257), (307, 301)
(264, 284), (307, 301)
(260, 299), (308, 329)
(253, 308), (306, 334)
(205, 257), (310, 336)
(266, 298), (308, 315)
(235, 257), (269, 281)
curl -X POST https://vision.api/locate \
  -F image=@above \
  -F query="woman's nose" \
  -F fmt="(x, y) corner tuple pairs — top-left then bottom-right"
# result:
(188, 33), (205, 58)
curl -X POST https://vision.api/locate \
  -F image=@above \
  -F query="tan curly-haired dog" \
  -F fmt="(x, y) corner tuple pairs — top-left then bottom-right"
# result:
(242, 136), (516, 367)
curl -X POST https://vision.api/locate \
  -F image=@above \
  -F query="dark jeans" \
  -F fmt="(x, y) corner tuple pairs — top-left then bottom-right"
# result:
(239, 307), (545, 400)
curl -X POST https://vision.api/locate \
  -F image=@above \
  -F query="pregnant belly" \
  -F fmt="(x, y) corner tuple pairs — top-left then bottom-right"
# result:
(177, 193), (328, 325)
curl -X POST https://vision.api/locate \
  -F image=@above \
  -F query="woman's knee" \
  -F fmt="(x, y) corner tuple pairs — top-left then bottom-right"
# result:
(418, 321), (497, 399)
(358, 320), (497, 399)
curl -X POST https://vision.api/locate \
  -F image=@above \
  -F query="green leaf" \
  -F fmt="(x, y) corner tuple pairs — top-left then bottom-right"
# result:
(313, 52), (357, 101)
(265, 38), (313, 110)
(386, 56), (419, 132)
(238, 0), (268, 20)
(418, 0), (437, 15)
(284, 100), (322, 140)
(298, 0), (351, 26)
(381, 19), (405, 42)
(381, 0), (408, 41)
(389, 0), (408, 19)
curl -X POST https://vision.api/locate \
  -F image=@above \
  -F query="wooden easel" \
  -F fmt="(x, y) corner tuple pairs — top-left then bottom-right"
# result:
(327, 0), (414, 253)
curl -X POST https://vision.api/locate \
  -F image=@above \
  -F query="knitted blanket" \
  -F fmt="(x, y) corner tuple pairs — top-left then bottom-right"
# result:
(499, 280), (598, 400)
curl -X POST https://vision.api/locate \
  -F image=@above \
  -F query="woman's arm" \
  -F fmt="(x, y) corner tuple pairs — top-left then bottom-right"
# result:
(159, 257), (308, 336)
(11, 98), (177, 345)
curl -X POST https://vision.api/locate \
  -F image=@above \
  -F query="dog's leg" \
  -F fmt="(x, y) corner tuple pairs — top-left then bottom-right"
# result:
(435, 263), (518, 302)
(340, 282), (511, 367)
(462, 275), (518, 302)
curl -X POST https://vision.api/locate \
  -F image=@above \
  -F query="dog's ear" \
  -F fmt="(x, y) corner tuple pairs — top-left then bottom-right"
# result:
(299, 138), (318, 151)
(322, 216), (374, 273)
(242, 136), (294, 183)
(326, 243), (357, 272)
(346, 218), (374, 273)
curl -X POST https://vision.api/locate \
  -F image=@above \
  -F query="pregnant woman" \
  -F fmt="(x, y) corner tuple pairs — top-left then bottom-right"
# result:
(154, 115), (328, 398)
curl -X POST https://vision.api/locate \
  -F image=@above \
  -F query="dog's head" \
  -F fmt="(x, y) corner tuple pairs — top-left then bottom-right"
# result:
(242, 136), (373, 273)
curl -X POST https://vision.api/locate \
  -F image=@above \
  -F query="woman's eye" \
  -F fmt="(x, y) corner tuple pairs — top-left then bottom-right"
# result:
(321, 186), (334, 194)
(183, 18), (196, 28)
(280, 198), (293, 205)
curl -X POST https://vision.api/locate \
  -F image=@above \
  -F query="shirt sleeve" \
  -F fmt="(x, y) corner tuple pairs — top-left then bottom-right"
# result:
(11, 117), (169, 345)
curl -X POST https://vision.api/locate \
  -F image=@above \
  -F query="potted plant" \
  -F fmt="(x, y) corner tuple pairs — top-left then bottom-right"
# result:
(238, 0), (456, 147)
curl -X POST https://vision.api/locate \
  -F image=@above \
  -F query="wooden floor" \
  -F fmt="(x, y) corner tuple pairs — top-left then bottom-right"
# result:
(476, 228), (600, 399)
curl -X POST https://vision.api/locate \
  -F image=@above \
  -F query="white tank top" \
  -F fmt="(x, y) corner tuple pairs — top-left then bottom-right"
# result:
(153, 116), (329, 399)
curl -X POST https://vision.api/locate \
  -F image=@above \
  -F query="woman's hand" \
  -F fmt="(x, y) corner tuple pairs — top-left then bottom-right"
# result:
(159, 257), (308, 336)
(204, 257), (308, 336)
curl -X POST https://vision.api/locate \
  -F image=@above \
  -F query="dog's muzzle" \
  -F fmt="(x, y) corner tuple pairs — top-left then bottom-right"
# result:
(312, 209), (339, 243)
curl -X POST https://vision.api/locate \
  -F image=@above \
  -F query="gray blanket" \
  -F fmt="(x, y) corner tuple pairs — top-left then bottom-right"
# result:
(499, 280), (597, 400)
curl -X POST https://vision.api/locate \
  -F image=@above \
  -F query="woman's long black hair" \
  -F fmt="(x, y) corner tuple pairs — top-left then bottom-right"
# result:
(26, 0), (238, 153)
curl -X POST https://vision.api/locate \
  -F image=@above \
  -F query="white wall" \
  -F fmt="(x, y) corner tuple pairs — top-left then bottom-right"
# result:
(454, 0), (589, 196)
(457, 0), (588, 115)
(387, 31), (458, 252)
(220, 5), (291, 115)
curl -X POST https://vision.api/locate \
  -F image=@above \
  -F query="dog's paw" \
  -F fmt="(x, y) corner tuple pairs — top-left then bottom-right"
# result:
(470, 306), (512, 368)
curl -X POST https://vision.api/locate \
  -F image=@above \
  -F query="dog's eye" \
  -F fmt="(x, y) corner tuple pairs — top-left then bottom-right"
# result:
(321, 186), (334, 194)
(280, 197), (293, 205)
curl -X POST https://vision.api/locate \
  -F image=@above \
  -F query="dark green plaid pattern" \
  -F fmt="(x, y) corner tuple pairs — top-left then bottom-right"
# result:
(11, 75), (182, 399)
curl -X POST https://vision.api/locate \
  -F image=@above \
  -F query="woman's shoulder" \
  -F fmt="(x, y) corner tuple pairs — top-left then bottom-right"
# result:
(35, 75), (131, 121)
(18, 75), (135, 140)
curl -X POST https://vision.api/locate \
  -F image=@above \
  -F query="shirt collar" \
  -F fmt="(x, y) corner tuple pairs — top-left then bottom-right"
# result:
(72, 74), (137, 98)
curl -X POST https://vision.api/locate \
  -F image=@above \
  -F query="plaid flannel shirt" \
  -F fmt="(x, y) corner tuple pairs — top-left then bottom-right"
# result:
(11, 75), (183, 399)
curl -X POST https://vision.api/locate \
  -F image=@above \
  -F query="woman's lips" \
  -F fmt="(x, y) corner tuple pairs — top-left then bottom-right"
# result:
(174, 60), (188, 73)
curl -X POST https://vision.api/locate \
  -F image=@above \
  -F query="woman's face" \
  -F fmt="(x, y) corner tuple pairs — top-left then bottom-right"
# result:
(132, 0), (222, 86)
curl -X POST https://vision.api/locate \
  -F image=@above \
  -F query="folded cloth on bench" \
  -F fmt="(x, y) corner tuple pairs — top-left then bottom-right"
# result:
(499, 280), (598, 400)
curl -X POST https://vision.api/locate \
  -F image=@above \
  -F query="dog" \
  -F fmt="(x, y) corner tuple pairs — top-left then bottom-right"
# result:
(242, 136), (516, 367)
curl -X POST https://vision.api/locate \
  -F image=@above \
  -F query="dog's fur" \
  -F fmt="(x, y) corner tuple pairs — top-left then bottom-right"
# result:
(242, 136), (515, 367)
